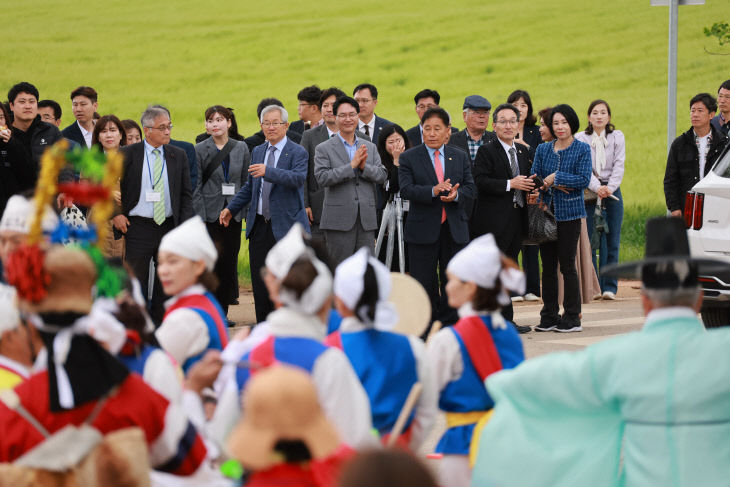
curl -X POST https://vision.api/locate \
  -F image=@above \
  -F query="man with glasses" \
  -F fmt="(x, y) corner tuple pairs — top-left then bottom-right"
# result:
(314, 96), (386, 266)
(406, 89), (459, 147)
(290, 85), (323, 135)
(220, 105), (309, 323)
(353, 83), (391, 144)
(449, 95), (496, 163)
(114, 105), (194, 324)
(471, 103), (535, 333)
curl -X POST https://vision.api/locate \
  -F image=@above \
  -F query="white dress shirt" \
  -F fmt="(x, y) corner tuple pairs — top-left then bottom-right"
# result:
(78, 121), (92, 148)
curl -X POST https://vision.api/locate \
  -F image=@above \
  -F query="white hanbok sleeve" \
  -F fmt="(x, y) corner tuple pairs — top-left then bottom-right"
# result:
(143, 349), (184, 403)
(426, 328), (463, 395)
(155, 308), (210, 366)
(312, 347), (378, 449)
(407, 335), (438, 451)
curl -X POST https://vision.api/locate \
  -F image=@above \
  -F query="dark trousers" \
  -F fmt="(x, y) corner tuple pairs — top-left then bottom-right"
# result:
(206, 219), (242, 317)
(494, 205), (523, 322)
(521, 244), (541, 296)
(408, 222), (465, 331)
(539, 219), (582, 324)
(248, 215), (276, 323)
(124, 216), (174, 325)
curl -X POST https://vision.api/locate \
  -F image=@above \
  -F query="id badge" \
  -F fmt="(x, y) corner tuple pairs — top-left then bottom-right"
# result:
(222, 183), (236, 196)
(145, 191), (161, 202)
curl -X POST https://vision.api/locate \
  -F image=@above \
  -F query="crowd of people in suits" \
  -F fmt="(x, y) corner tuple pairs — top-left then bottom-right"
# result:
(1, 78), (730, 486)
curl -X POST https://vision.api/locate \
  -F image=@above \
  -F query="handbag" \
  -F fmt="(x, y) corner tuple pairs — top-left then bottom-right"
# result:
(524, 204), (557, 245)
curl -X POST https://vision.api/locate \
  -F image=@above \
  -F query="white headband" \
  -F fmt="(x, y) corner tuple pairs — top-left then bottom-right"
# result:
(334, 247), (398, 330)
(0, 195), (58, 235)
(158, 216), (217, 270)
(265, 223), (308, 280)
(278, 257), (333, 315)
(447, 233), (525, 306)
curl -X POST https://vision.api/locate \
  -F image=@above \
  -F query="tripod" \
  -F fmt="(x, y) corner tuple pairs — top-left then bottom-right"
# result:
(375, 194), (406, 273)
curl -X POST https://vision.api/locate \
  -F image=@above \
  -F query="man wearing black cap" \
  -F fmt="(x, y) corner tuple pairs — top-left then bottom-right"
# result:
(449, 95), (497, 163)
(470, 216), (730, 487)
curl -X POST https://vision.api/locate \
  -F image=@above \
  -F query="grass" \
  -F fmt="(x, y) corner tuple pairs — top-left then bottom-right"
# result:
(5, 0), (727, 277)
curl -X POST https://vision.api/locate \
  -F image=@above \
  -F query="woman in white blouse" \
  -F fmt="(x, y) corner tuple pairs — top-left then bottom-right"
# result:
(575, 100), (625, 300)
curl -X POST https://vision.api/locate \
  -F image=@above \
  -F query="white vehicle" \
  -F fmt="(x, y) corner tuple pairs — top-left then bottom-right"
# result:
(684, 142), (730, 327)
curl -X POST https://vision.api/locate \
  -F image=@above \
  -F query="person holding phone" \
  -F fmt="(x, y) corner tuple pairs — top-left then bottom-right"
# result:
(314, 96), (386, 267)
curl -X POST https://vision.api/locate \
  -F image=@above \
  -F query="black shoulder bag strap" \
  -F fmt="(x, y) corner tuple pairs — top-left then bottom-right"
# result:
(201, 138), (237, 187)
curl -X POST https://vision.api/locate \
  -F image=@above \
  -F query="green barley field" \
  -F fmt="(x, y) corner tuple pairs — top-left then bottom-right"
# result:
(5, 0), (728, 283)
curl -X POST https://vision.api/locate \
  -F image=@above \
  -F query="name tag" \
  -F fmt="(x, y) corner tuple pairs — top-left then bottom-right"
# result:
(222, 183), (236, 196)
(145, 191), (161, 202)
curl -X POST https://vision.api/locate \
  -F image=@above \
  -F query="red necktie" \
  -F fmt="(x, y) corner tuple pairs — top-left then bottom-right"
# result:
(434, 150), (446, 223)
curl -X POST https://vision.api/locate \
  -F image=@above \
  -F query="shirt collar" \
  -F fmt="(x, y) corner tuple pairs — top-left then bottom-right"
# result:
(266, 136), (288, 153)
(643, 307), (703, 331)
(0, 355), (30, 379)
(164, 284), (208, 309)
(77, 120), (91, 137)
(337, 133), (359, 147)
(498, 137), (515, 152)
(359, 115), (375, 128)
(427, 144), (446, 158)
(144, 139), (164, 154)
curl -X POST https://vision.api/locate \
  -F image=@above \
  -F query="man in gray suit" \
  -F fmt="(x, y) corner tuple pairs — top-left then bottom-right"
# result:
(302, 87), (370, 242)
(314, 96), (386, 266)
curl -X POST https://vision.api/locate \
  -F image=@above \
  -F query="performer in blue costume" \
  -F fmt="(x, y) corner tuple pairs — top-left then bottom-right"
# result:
(427, 233), (525, 487)
(329, 247), (437, 451)
(472, 217), (730, 487)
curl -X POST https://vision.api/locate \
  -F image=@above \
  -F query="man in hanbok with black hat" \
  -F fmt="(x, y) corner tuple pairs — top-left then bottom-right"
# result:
(471, 216), (730, 487)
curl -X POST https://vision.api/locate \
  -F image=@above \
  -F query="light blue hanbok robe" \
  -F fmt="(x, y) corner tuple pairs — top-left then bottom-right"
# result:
(472, 307), (730, 487)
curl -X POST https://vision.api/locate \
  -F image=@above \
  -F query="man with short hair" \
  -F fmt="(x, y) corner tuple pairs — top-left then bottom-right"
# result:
(301, 88), (370, 242)
(37, 99), (62, 127)
(711, 79), (730, 137)
(151, 104), (199, 189)
(449, 95), (496, 162)
(290, 85), (323, 135)
(406, 89), (458, 147)
(472, 216), (730, 487)
(399, 107), (476, 328)
(114, 105), (194, 323)
(353, 83), (392, 143)
(220, 104), (309, 323)
(7, 82), (63, 174)
(314, 97), (386, 267)
(62, 85), (98, 148)
(664, 92), (728, 217)
(244, 98), (302, 152)
(471, 103), (534, 333)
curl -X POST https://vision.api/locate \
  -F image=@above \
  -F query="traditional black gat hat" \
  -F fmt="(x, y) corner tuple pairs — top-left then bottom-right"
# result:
(602, 217), (730, 289)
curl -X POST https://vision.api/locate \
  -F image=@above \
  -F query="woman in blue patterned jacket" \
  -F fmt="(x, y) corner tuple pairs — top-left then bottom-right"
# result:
(531, 104), (592, 333)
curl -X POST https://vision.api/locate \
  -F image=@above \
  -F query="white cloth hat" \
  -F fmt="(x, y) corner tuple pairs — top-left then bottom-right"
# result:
(0, 284), (21, 333)
(0, 195), (58, 234)
(158, 216), (217, 271)
(447, 233), (525, 305)
(333, 247), (398, 329)
(265, 223), (308, 280)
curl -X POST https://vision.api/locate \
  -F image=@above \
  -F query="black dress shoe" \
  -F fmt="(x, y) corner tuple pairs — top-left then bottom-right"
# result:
(513, 323), (532, 334)
(231, 298), (240, 305)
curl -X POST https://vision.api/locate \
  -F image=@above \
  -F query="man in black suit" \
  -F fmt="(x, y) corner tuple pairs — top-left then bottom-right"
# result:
(399, 107), (475, 328)
(112, 106), (194, 323)
(472, 103), (535, 333)
(290, 85), (323, 135)
(61, 86), (97, 148)
(353, 83), (391, 143)
(406, 89), (458, 147)
(244, 98), (302, 152)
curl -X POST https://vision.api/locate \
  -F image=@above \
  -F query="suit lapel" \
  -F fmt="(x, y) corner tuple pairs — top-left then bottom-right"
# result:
(332, 136), (352, 166)
(496, 143), (513, 178)
(165, 144), (178, 205)
(420, 145), (439, 185)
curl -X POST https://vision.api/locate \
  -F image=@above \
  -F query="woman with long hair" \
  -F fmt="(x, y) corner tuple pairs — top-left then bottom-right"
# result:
(575, 99), (625, 300)
(193, 105), (251, 319)
(120, 119), (142, 145)
(376, 123), (411, 271)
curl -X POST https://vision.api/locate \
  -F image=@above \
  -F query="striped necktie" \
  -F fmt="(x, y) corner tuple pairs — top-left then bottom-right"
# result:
(152, 148), (166, 225)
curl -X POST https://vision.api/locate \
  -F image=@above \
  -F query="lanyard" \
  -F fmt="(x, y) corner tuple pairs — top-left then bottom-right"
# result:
(220, 151), (230, 183)
(145, 148), (166, 188)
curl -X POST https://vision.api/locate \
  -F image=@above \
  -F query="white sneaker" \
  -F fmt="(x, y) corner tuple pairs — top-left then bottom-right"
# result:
(511, 295), (524, 302)
(593, 293), (603, 300)
(602, 291), (616, 300)
(523, 293), (539, 302)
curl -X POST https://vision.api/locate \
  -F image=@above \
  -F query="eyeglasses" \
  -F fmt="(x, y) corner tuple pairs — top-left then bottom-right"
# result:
(354, 98), (373, 104)
(147, 124), (173, 131)
(336, 113), (359, 119)
(261, 121), (286, 128)
(495, 119), (519, 126)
